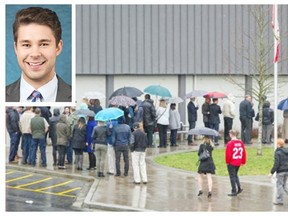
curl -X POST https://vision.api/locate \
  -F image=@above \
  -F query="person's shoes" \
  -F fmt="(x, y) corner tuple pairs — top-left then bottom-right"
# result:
(214, 143), (219, 146)
(115, 174), (120, 176)
(143, 182), (147, 184)
(21, 161), (27, 165)
(207, 192), (212, 198)
(273, 202), (283, 206)
(124, 173), (128, 176)
(107, 172), (114, 175)
(237, 188), (243, 194)
(41, 164), (47, 167)
(133, 181), (140, 185)
(58, 166), (66, 169)
(100, 172), (105, 177)
(197, 190), (203, 196)
(228, 193), (237, 196)
(9, 160), (18, 163)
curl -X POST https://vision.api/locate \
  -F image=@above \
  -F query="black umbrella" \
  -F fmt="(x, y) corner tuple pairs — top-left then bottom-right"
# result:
(109, 87), (143, 99)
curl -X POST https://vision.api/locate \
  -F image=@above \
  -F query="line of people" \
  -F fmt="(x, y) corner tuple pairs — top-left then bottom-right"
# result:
(6, 105), (149, 184)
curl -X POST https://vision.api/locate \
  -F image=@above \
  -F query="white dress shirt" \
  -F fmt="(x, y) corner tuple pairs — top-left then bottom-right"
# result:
(20, 74), (58, 102)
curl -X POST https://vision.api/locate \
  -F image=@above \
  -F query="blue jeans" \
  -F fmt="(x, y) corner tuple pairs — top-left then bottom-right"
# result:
(170, 129), (178, 146)
(8, 132), (21, 161)
(115, 145), (129, 175)
(30, 138), (47, 166)
(21, 134), (32, 164)
(188, 121), (196, 143)
(210, 123), (219, 144)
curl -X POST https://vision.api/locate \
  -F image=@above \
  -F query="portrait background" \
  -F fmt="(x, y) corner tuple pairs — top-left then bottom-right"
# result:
(5, 4), (72, 86)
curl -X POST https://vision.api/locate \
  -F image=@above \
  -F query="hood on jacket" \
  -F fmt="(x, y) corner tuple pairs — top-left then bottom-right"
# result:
(263, 101), (270, 108)
(59, 114), (67, 123)
(53, 108), (60, 116)
(278, 147), (288, 155)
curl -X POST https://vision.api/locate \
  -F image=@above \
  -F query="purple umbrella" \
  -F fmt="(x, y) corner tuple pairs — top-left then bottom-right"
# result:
(108, 95), (136, 107)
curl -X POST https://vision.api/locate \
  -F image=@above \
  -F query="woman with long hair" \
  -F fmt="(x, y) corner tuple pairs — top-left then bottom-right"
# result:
(197, 136), (216, 198)
(72, 117), (87, 170)
(156, 99), (169, 148)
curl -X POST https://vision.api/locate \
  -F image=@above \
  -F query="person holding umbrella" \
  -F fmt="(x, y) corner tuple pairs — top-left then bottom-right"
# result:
(91, 121), (112, 177)
(202, 96), (211, 128)
(85, 116), (97, 170)
(208, 98), (222, 146)
(197, 136), (216, 198)
(142, 94), (157, 147)
(187, 97), (199, 146)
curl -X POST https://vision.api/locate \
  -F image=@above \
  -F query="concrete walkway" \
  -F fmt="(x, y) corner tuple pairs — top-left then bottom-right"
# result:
(5, 140), (288, 212)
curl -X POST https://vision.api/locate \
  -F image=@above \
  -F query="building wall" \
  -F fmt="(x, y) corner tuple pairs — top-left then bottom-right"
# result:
(76, 5), (288, 76)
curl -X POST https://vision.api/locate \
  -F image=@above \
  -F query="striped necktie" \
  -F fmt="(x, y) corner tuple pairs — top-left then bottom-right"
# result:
(29, 90), (43, 102)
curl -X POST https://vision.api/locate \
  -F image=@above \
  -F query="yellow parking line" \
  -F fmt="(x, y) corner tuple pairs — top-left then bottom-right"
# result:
(6, 171), (15, 175)
(6, 174), (33, 183)
(57, 187), (81, 195)
(14, 177), (53, 188)
(7, 185), (76, 198)
(35, 180), (74, 192)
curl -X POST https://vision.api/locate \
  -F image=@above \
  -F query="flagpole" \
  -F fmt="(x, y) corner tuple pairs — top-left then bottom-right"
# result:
(273, 4), (278, 150)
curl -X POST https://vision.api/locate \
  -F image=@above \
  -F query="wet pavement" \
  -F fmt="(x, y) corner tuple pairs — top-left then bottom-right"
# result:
(5, 139), (288, 212)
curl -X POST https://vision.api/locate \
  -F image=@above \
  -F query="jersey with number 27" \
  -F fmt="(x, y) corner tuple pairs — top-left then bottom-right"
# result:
(225, 139), (246, 166)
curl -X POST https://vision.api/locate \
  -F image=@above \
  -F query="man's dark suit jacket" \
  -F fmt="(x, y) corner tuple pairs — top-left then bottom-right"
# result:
(6, 75), (72, 102)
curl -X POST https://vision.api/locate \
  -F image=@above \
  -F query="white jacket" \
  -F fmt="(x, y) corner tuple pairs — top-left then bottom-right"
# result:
(156, 107), (170, 125)
(222, 95), (235, 119)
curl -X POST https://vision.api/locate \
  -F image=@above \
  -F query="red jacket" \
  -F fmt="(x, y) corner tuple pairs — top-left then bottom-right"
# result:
(225, 139), (246, 166)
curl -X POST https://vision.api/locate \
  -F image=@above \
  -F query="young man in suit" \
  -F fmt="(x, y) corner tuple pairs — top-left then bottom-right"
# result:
(6, 6), (71, 102)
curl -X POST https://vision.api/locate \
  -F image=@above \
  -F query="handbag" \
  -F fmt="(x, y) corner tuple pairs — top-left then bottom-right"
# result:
(198, 144), (210, 161)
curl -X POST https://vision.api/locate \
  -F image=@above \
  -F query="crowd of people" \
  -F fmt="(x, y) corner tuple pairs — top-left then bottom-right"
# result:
(6, 93), (288, 204)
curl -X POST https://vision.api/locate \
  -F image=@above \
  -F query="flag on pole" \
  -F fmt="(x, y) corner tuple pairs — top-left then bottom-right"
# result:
(272, 5), (280, 63)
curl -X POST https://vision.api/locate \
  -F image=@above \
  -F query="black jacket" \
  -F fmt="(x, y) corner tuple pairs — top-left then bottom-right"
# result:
(130, 129), (148, 152)
(91, 125), (112, 145)
(197, 143), (216, 174)
(270, 147), (288, 174)
(72, 124), (87, 150)
(6, 107), (20, 133)
(208, 104), (222, 124)
(142, 99), (156, 126)
(6, 75), (72, 102)
(187, 101), (198, 122)
(239, 99), (253, 119)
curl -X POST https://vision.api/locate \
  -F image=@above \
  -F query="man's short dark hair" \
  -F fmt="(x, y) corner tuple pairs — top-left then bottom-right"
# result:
(13, 7), (62, 45)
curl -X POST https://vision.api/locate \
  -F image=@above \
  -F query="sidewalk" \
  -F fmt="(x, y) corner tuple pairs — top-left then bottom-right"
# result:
(6, 140), (288, 212)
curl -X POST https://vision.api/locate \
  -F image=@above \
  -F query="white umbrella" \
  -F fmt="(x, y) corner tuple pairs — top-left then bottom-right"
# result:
(82, 91), (106, 99)
(168, 97), (184, 104)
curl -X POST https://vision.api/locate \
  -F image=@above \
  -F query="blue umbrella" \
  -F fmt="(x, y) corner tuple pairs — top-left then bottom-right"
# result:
(143, 85), (172, 98)
(188, 127), (219, 137)
(95, 107), (124, 121)
(277, 98), (288, 110)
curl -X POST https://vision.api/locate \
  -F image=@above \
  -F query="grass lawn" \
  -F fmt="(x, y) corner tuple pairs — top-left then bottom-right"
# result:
(153, 146), (275, 176)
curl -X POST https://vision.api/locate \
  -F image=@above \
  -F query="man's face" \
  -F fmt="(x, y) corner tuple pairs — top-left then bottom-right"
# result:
(14, 23), (62, 87)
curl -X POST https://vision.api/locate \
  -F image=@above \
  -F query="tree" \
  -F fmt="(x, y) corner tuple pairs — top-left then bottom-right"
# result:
(227, 5), (274, 155)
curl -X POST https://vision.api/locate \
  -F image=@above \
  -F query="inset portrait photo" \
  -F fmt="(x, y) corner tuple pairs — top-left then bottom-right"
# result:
(6, 5), (72, 102)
